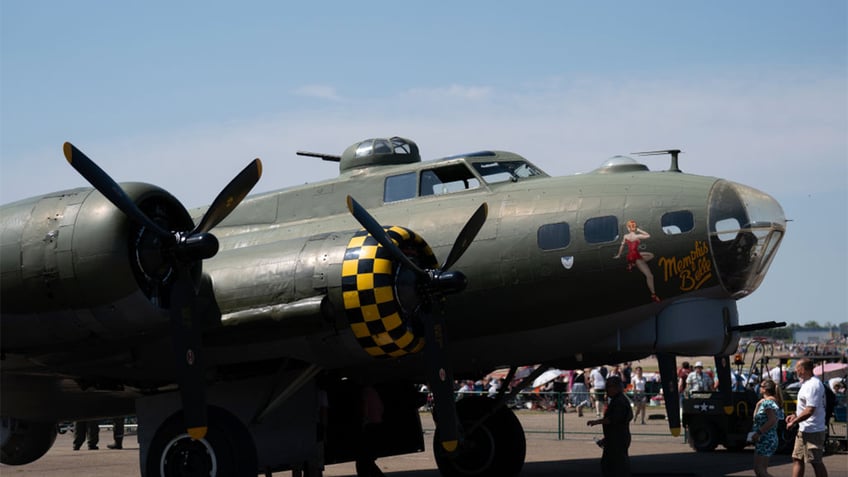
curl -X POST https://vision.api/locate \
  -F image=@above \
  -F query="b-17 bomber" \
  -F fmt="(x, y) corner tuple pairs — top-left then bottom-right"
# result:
(0, 137), (786, 476)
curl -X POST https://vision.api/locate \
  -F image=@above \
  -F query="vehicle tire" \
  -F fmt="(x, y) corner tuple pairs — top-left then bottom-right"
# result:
(688, 421), (720, 452)
(145, 406), (257, 477)
(0, 418), (57, 465)
(434, 396), (525, 477)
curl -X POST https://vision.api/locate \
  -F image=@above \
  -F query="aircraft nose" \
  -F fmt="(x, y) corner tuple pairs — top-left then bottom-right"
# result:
(707, 180), (786, 298)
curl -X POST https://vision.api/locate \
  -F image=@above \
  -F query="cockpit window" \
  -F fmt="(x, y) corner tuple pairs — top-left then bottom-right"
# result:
(472, 161), (542, 184)
(420, 164), (480, 196)
(384, 172), (417, 203)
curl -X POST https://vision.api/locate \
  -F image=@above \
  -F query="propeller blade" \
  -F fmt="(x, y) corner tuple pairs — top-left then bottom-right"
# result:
(657, 353), (681, 437)
(168, 267), (208, 440)
(192, 158), (263, 235)
(423, 310), (460, 453)
(441, 203), (488, 272)
(63, 142), (170, 238)
(346, 196), (427, 277)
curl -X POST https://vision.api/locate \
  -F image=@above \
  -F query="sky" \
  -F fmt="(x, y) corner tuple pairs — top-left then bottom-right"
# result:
(1, 1), (846, 327)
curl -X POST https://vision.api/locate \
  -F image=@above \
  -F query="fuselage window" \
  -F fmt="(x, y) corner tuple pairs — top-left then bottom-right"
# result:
(419, 164), (480, 196)
(584, 215), (619, 244)
(538, 222), (571, 250)
(661, 210), (694, 235)
(384, 172), (417, 203)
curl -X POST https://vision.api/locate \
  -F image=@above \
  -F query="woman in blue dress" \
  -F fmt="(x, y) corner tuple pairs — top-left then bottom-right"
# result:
(570, 369), (591, 417)
(750, 379), (783, 477)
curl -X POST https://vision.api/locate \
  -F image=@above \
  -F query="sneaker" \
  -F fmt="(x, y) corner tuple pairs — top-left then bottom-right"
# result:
(107, 443), (122, 450)
(73, 445), (81, 451)
(88, 446), (99, 450)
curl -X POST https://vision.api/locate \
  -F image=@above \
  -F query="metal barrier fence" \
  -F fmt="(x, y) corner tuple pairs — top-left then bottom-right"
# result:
(420, 390), (670, 440)
(420, 390), (848, 450)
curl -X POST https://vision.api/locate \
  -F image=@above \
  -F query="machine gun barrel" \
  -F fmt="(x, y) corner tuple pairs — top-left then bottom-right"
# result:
(728, 321), (786, 333)
(296, 151), (341, 162)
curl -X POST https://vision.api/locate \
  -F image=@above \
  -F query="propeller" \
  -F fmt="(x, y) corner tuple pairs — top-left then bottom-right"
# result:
(63, 142), (262, 440)
(346, 196), (488, 453)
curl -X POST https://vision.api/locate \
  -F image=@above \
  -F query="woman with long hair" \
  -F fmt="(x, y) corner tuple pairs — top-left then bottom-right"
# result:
(750, 379), (783, 477)
(570, 368), (591, 417)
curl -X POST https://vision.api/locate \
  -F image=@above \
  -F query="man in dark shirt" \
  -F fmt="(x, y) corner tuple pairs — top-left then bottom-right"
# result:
(588, 375), (632, 477)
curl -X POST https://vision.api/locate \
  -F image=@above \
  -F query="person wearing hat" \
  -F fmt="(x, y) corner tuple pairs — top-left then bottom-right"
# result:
(588, 375), (633, 477)
(685, 361), (712, 396)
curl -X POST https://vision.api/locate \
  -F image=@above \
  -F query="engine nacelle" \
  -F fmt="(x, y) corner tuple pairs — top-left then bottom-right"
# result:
(0, 183), (194, 351)
(0, 417), (57, 466)
(338, 226), (437, 359)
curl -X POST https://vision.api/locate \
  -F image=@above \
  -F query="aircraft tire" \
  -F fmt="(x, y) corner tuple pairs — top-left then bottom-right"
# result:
(687, 419), (720, 452)
(0, 418), (57, 466)
(434, 397), (525, 477)
(145, 406), (257, 477)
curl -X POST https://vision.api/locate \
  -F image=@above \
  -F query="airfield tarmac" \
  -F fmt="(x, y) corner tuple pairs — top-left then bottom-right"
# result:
(2, 411), (845, 477)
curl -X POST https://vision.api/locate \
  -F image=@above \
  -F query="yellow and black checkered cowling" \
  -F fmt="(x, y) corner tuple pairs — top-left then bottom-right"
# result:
(341, 226), (437, 359)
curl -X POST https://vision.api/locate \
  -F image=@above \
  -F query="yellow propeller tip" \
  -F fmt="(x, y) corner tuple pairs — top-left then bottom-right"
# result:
(62, 142), (73, 163)
(187, 426), (208, 440)
(441, 440), (458, 453)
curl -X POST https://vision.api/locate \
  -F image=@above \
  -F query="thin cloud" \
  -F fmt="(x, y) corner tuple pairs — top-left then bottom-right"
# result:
(3, 72), (844, 206)
(402, 84), (494, 101)
(292, 84), (342, 101)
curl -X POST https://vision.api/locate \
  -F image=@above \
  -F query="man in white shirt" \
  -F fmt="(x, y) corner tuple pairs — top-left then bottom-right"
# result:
(769, 364), (783, 384)
(785, 358), (829, 477)
(590, 366), (607, 418)
(685, 361), (711, 395)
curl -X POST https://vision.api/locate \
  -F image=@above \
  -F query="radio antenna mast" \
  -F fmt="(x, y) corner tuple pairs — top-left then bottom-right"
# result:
(632, 149), (682, 173)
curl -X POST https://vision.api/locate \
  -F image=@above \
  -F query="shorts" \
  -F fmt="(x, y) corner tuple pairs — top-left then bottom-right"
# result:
(792, 430), (825, 463)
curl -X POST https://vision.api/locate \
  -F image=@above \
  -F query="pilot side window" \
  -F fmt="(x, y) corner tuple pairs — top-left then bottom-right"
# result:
(661, 210), (695, 235)
(584, 216), (619, 244)
(537, 223), (571, 250)
(419, 164), (480, 196)
(384, 172), (417, 203)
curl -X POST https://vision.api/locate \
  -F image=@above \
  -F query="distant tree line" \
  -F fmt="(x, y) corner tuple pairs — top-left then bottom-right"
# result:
(739, 321), (848, 341)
